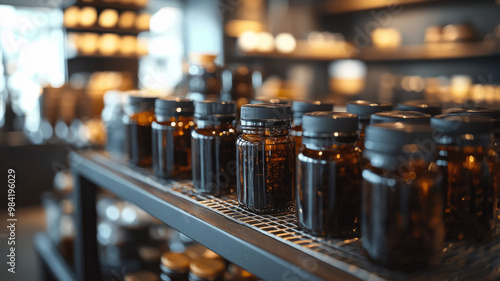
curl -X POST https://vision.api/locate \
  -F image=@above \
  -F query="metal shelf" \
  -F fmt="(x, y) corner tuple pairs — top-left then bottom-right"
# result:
(65, 26), (146, 36)
(70, 151), (500, 281)
(34, 233), (76, 281)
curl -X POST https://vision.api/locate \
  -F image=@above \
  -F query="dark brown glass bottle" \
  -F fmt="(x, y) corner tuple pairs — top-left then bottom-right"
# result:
(346, 100), (392, 150)
(396, 100), (442, 116)
(124, 94), (157, 166)
(152, 98), (195, 178)
(237, 104), (295, 213)
(160, 252), (190, 281)
(370, 110), (431, 125)
(431, 115), (498, 240)
(361, 123), (445, 269)
(192, 101), (237, 196)
(291, 100), (334, 155)
(297, 112), (361, 238)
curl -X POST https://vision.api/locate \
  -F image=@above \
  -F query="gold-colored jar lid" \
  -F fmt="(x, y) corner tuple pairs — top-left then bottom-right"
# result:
(124, 271), (159, 281)
(189, 258), (225, 279)
(161, 252), (190, 272)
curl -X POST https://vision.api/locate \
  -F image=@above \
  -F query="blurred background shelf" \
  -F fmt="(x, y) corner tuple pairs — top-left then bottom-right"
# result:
(70, 151), (500, 281)
(323, 0), (455, 14)
(65, 26), (146, 36)
(72, 1), (146, 11)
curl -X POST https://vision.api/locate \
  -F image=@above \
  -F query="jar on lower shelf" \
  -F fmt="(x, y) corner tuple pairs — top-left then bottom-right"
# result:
(152, 98), (195, 178)
(237, 103), (295, 214)
(191, 101), (238, 196)
(297, 112), (361, 238)
(188, 258), (225, 281)
(160, 252), (190, 281)
(361, 123), (445, 269)
(124, 93), (157, 166)
(431, 114), (498, 241)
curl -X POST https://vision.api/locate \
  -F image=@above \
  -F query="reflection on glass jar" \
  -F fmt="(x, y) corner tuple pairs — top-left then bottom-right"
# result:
(124, 93), (157, 167)
(192, 101), (238, 196)
(361, 123), (445, 269)
(431, 114), (498, 241)
(152, 98), (195, 179)
(237, 104), (295, 214)
(297, 112), (360, 238)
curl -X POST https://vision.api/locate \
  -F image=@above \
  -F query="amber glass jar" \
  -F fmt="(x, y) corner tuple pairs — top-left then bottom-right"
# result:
(361, 123), (445, 269)
(290, 100), (334, 155)
(160, 252), (190, 281)
(152, 98), (195, 178)
(124, 94), (157, 166)
(346, 100), (392, 150)
(192, 101), (237, 196)
(187, 53), (221, 101)
(431, 115), (498, 240)
(396, 100), (442, 116)
(188, 258), (225, 281)
(370, 110), (431, 125)
(297, 112), (361, 238)
(237, 104), (295, 213)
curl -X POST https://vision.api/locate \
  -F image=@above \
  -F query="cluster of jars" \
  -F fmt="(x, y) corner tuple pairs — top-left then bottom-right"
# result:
(124, 93), (499, 269)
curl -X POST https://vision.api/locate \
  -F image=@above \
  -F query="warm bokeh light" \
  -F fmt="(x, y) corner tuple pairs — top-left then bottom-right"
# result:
(328, 60), (366, 95)
(98, 33), (120, 56)
(63, 6), (80, 27)
(255, 32), (274, 52)
(225, 20), (263, 37)
(238, 31), (258, 51)
(275, 33), (296, 53)
(450, 75), (472, 102)
(79, 6), (97, 27)
(371, 28), (401, 48)
(135, 13), (150, 30)
(119, 11), (136, 29)
(98, 9), (119, 28)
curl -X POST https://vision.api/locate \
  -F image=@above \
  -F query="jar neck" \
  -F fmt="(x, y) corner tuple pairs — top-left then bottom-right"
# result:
(240, 120), (290, 136)
(196, 118), (236, 129)
(292, 115), (303, 127)
(358, 115), (370, 131)
(303, 141), (357, 151)
(364, 150), (436, 172)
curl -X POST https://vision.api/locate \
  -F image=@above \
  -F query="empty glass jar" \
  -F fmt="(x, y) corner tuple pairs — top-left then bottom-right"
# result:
(297, 112), (361, 238)
(346, 100), (392, 150)
(191, 101), (237, 196)
(431, 114), (498, 240)
(291, 100), (335, 155)
(124, 93), (157, 166)
(361, 123), (445, 269)
(152, 98), (195, 178)
(237, 104), (295, 213)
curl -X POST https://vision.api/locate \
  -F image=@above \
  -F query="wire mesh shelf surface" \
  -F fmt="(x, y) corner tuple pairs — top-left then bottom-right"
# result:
(92, 152), (500, 281)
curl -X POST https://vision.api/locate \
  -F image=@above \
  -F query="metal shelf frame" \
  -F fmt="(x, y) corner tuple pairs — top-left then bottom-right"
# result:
(70, 151), (500, 281)
(34, 233), (76, 281)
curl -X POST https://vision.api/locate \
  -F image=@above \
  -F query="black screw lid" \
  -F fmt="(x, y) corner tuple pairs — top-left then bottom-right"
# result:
(155, 97), (194, 117)
(346, 100), (392, 116)
(371, 110), (431, 125)
(292, 100), (335, 116)
(397, 101), (442, 116)
(240, 103), (292, 121)
(250, 97), (292, 105)
(303, 112), (358, 134)
(126, 91), (157, 109)
(365, 123), (433, 155)
(431, 114), (494, 134)
(194, 100), (236, 118)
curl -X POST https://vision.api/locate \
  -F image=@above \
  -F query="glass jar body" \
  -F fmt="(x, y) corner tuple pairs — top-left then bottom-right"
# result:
(435, 135), (498, 240)
(125, 110), (155, 166)
(361, 155), (445, 269)
(152, 116), (195, 178)
(297, 143), (361, 238)
(291, 118), (302, 155)
(191, 122), (238, 196)
(237, 123), (295, 213)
